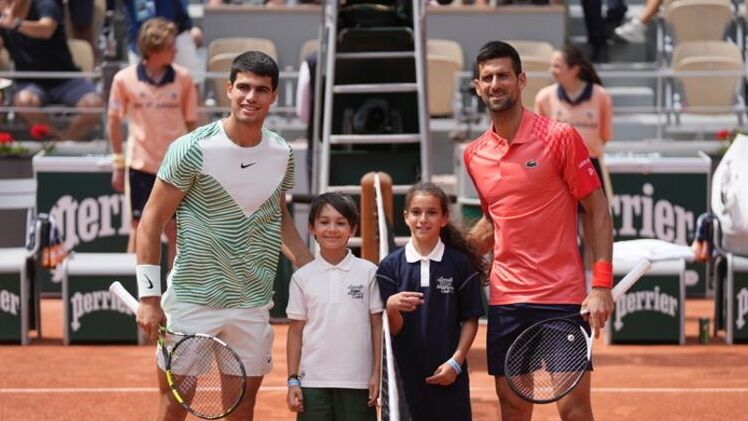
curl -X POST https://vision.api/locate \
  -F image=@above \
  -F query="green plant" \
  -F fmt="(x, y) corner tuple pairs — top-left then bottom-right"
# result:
(0, 132), (30, 157)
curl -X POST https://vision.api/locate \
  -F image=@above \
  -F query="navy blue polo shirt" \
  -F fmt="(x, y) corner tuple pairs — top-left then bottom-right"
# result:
(377, 240), (484, 421)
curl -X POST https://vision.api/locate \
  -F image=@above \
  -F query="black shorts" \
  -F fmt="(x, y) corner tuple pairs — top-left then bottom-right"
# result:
(128, 167), (157, 220)
(486, 303), (592, 376)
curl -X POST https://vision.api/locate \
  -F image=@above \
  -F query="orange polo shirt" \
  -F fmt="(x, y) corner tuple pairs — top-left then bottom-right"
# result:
(108, 63), (197, 175)
(464, 109), (601, 305)
(534, 83), (613, 159)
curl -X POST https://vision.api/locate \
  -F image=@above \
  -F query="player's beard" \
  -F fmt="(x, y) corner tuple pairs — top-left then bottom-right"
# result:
(484, 91), (517, 113)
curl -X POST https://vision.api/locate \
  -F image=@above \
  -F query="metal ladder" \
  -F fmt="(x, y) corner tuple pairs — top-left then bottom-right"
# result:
(313, 0), (431, 197)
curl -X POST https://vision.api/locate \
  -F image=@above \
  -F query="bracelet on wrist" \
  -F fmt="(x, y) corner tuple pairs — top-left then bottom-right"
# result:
(287, 374), (301, 387)
(12, 18), (22, 31)
(112, 153), (125, 170)
(446, 358), (462, 375)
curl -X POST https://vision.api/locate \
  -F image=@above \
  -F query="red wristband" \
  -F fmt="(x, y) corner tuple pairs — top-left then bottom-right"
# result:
(592, 261), (613, 289)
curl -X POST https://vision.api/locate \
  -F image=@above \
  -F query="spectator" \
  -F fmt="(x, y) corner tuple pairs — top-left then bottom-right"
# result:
(62, 0), (95, 49)
(107, 17), (198, 268)
(614, 0), (662, 43)
(0, 0), (102, 140)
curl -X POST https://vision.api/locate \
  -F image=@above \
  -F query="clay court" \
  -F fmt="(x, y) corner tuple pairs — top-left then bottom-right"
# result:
(0, 297), (746, 421)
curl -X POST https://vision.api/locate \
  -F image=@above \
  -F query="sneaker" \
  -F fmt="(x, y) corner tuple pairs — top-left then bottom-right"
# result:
(615, 18), (647, 43)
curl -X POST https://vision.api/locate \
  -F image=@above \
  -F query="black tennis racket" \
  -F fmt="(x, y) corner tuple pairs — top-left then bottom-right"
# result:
(109, 281), (247, 420)
(503, 259), (652, 404)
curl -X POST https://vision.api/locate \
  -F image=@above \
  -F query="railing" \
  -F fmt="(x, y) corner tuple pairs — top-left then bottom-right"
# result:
(453, 68), (748, 140)
(2, 66), (747, 141)
(0, 68), (300, 120)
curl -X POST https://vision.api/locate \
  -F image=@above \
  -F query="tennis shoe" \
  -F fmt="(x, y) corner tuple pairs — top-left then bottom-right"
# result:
(615, 18), (646, 43)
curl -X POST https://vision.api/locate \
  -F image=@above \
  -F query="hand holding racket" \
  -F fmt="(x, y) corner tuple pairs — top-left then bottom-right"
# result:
(504, 259), (652, 404)
(109, 281), (247, 420)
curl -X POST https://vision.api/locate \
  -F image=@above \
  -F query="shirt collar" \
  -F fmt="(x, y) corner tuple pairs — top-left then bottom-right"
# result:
(319, 249), (354, 272)
(405, 239), (445, 263)
(557, 82), (593, 105)
(485, 108), (536, 146)
(136, 63), (176, 86)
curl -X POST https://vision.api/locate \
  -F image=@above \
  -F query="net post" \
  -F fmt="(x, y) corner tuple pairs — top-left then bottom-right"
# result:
(360, 171), (393, 264)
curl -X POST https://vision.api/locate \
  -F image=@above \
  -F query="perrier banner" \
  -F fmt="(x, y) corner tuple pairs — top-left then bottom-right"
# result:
(727, 255), (748, 344)
(605, 154), (712, 297)
(34, 152), (130, 296)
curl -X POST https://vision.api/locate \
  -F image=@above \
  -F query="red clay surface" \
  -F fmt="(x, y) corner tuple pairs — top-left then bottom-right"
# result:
(1, 298), (747, 421)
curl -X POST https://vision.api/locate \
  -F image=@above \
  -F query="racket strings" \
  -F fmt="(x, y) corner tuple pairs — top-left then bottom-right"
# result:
(169, 336), (245, 418)
(505, 319), (590, 402)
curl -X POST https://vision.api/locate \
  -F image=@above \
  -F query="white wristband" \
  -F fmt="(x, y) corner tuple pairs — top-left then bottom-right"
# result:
(136, 264), (161, 298)
(447, 358), (462, 375)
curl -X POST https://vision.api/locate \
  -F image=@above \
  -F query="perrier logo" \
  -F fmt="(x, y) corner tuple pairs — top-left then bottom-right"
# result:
(70, 290), (134, 332)
(614, 286), (678, 331)
(609, 183), (694, 245)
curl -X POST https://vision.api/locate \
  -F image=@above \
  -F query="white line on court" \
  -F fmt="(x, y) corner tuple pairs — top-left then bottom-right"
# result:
(2, 387), (748, 394)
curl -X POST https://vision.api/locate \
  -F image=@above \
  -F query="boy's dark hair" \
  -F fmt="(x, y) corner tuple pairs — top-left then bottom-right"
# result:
(309, 192), (359, 231)
(475, 40), (523, 77)
(230, 50), (279, 90)
(404, 182), (487, 280)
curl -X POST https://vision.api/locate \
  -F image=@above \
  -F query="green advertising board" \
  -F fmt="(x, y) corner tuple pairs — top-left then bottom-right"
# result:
(606, 154), (711, 298)
(726, 255), (748, 344)
(607, 259), (685, 344)
(0, 249), (31, 344)
(62, 253), (142, 345)
(34, 150), (130, 296)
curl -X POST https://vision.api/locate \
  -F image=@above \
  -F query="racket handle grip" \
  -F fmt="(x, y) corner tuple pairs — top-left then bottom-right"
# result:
(611, 259), (652, 301)
(110, 281), (140, 313)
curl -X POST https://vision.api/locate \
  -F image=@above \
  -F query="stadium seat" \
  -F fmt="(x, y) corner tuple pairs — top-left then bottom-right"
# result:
(67, 39), (95, 73)
(425, 39), (464, 117)
(426, 38), (464, 69)
(298, 38), (319, 66)
(207, 37), (278, 63)
(427, 54), (462, 116)
(671, 40), (743, 116)
(207, 53), (236, 109)
(0, 47), (10, 71)
(664, 0), (733, 43)
(506, 40), (554, 109)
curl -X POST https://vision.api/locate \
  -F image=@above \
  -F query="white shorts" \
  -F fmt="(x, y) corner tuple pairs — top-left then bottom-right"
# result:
(157, 288), (275, 377)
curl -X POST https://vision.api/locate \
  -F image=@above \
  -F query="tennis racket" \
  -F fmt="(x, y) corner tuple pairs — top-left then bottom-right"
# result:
(109, 281), (247, 420)
(503, 258), (652, 404)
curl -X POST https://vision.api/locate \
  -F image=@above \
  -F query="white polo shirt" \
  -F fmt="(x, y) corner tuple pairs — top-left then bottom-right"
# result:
(286, 251), (384, 389)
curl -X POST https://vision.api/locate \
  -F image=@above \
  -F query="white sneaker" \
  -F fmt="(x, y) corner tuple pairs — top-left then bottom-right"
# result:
(615, 18), (647, 43)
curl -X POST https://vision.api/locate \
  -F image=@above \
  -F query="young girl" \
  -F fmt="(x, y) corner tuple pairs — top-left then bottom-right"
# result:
(534, 43), (614, 271)
(285, 192), (383, 421)
(376, 182), (485, 421)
